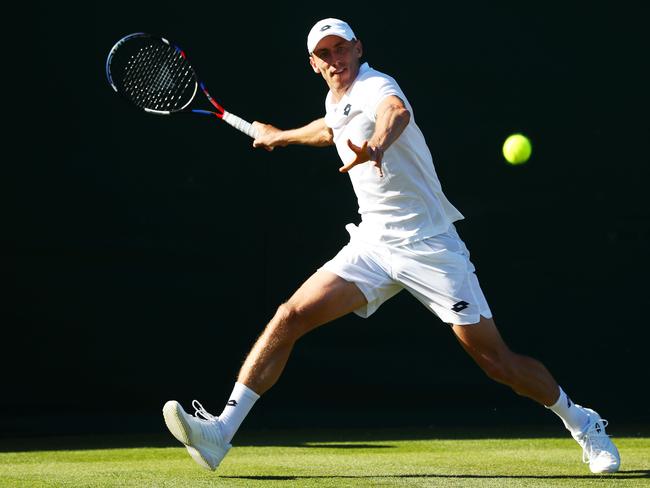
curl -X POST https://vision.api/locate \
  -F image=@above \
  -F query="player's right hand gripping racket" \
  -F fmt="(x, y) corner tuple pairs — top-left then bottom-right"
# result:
(106, 32), (257, 138)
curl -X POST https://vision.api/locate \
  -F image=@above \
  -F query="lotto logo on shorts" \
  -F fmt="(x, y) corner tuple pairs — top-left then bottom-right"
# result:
(451, 301), (469, 312)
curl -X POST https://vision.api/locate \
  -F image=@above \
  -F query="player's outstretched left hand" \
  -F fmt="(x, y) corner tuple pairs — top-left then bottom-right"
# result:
(340, 139), (384, 177)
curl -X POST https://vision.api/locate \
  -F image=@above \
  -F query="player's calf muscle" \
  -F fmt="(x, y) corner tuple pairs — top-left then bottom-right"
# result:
(477, 351), (558, 405)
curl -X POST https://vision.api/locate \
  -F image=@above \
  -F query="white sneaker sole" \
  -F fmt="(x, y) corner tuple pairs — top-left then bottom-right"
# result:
(185, 445), (216, 471)
(162, 400), (229, 471)
(163, 401), (191, 445)
(591, 464), (620, 474)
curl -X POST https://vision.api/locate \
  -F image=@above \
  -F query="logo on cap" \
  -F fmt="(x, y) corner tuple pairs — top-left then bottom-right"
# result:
(320, 25), (331, 32)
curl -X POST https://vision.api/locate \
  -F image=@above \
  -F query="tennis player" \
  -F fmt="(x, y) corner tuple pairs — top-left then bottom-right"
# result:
(163, 18), (620, 474)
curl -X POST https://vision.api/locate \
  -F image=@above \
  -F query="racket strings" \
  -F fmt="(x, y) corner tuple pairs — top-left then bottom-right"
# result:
(122, 46), (160, 106)
(120, 41), (195, 112)
(157, 49), (194, 107)
(155, 47), (195, 109)
(133, 44), (185, 109)
(122, 44), (172, 108)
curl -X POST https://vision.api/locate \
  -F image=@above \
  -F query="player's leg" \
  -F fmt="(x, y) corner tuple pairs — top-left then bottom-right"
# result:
(451, 316), (620, 473)
(451, 315), (558, 405)
(162, 269), (367, 471)
(237, 268), (367, 395)
(396, 225), (619, 473)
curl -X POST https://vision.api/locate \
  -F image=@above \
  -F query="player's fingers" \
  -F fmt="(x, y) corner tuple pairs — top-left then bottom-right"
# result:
(346, 139), (359, 152)
(252, 122), (268, 149)
(339, 155), (367, 172)
(252, 139), (274, 151)
(339, 161), (357, 173)
(367, 146), (384, 177)
(374, 160), (384, 177)
(369, 146), (383, 163)
(346, 138), (368, 154)
(339, 158), (382, 174)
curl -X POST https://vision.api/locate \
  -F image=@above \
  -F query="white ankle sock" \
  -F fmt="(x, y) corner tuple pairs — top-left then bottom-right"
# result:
(218, 382), (260, 443)
(546, 386), (589, 433)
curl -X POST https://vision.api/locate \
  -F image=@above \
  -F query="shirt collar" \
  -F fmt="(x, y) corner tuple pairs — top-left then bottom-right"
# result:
(327, 62), (371, 107)
(358, 62), (370, 76)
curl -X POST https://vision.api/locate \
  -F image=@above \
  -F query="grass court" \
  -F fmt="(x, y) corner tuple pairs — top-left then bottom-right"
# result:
(1, 428), (648, 487)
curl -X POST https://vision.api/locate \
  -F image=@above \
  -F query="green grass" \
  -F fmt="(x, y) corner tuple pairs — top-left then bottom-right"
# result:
(0, 430), (648, 487)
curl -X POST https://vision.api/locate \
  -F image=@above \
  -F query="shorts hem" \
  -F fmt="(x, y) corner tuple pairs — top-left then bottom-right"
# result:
(445, 311), (493, 326)
(320, 263), (377, 318)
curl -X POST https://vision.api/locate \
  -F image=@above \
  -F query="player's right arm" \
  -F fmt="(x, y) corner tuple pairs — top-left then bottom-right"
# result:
(252, 118), (333, 151)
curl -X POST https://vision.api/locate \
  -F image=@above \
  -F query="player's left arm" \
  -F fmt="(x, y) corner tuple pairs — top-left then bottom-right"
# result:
(340, 95), (411, 176)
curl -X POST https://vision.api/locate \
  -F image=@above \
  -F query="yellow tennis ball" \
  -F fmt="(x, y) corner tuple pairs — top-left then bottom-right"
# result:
(502, 134), (532, 165)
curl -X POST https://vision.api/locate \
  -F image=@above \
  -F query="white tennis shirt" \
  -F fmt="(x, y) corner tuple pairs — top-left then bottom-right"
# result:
(324, 62), (464, 246)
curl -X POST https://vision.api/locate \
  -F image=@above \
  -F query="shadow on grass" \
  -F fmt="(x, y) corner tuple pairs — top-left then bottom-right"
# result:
(223, 470), (650, 481)
(297, 443), (394, 449)
(0, 434), (398, 452)
(1, 424), (647, 452)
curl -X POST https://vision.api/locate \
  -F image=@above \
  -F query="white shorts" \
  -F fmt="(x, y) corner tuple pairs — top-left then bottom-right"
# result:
(321, 224), (493, 325)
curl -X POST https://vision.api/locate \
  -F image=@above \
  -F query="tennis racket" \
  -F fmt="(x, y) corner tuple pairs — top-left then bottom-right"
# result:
(106, 32), (257, 138)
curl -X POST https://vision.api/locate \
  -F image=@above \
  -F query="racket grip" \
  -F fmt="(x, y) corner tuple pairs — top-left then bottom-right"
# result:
(222, 111), (258, 139)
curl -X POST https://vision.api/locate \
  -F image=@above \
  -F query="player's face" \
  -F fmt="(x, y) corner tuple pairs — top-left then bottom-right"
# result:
(310, 36), (363, 96)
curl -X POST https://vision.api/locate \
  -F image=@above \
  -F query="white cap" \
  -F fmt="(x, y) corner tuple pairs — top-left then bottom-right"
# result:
(307, 18), (356, 53)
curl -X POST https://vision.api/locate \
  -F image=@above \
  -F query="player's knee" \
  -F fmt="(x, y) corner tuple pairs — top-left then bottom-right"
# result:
(268, 302), (307, 342)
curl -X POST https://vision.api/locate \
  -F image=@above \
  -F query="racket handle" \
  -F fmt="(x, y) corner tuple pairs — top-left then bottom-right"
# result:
(222, 111), (258, 139)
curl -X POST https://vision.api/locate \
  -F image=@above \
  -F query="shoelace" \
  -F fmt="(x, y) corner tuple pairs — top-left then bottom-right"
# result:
(192, 400), (218, 421)
(580, 418), (611, 464)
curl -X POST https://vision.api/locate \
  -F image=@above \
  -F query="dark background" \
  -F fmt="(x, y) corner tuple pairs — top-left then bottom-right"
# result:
(6, 1), (649, 437)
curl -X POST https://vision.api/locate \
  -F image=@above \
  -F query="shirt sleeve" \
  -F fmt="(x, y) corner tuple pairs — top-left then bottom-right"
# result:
(362, 74), (407, 122)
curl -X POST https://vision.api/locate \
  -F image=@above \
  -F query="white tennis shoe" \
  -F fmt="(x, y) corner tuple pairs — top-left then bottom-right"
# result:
(572, 406), (620, 473)
(162, 399), (230, 471)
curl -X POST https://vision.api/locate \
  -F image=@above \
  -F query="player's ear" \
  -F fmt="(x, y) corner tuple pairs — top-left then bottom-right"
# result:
(354, 40), (363, 59)
(308, 55), (319, 73)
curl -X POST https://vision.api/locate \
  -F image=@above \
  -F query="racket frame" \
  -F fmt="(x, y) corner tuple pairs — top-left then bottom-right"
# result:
(106, 32), (257, 138)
